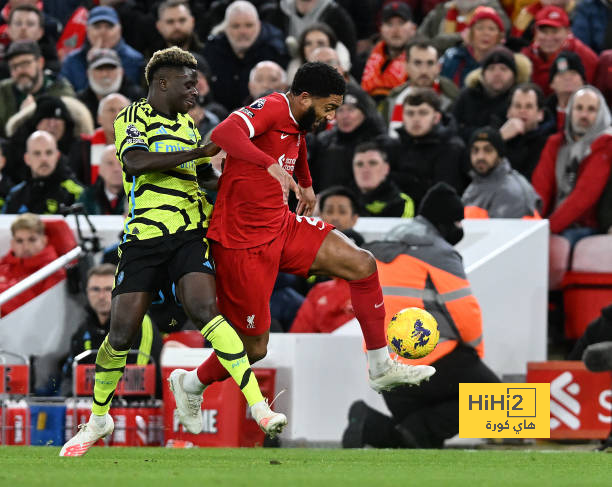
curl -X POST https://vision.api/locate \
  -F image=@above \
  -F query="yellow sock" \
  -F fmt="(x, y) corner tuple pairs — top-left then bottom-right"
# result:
(91, 336), (128, 416)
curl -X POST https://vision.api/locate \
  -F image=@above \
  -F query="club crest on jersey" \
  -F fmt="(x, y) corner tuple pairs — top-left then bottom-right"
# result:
(126, 124), (140, 137)
(250, 98), (266, 110)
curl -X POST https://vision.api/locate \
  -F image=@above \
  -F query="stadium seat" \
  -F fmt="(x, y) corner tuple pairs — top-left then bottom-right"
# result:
(44, 219), (77, 256)
(562, 235), (612, 339)
(549, 235), (570, 290)
(162, 330), (205, 348)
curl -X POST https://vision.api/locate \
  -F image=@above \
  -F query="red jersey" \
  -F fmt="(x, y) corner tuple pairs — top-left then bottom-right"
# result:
(208, 92), (313, 249)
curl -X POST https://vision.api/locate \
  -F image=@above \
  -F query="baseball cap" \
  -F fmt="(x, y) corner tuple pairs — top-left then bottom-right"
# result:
(549, 51), (586, 82)
(87, 6), (119, 26)
(468, 6), (504, 32)
(382, 2), (412, 23)
(469, 126), (505, 157)
(535, 6), (569, 29)
(87, 48), (121, 70)
(6, 40), (41, 61)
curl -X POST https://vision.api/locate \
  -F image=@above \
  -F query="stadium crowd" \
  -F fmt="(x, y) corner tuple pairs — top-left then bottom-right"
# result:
(1, 0), (612, 447)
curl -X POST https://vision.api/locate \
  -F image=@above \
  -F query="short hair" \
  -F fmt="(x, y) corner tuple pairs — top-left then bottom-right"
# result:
(249, 60), (287, 84)
(158, 0), (191, 19)
(405, 38), (438, 60)
(291, 62), (346, 97)
(510, 82), (545, 110)
(354, 141), (388, 162)
(10, 213), (45, 236)
(87, 263), (117, 282)
(403, 87), (441, 112)
(225, 0), (258, 23)
(318, 185), (359, 215)
(298, 22), (337, 62)
(8, 5), (44, 27)
(145, 46), (197, 85)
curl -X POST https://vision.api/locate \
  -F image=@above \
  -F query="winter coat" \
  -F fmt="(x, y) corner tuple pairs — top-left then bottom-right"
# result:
(3, 159), (84, 214)
(384, 124), (467, 207)
(78, 178), (125, 216)
(439, 44), (480, 88)
(60, 39), (144, 92)
(349, 178), (414, 218)
(462, 158), (541, 218)
(0, 245), (66, 316)
(203, 22), (289, 111)
(571, 0), (612, 54)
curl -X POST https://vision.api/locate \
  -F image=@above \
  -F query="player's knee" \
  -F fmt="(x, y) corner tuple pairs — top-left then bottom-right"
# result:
(352, 249), (377, 279)
(107, 324), (134, 351)
(245, 341), (268, 363)
(184, 300), (219, 328)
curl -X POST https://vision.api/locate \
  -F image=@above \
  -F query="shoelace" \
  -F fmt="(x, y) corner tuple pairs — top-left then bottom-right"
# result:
(268, 388), (286, 409)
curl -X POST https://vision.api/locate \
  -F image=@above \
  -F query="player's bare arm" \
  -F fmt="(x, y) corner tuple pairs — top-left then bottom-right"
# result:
(122, 142), (221, 176)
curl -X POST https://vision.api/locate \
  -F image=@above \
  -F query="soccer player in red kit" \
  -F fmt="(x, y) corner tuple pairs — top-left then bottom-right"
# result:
(170, 63), (436, 434)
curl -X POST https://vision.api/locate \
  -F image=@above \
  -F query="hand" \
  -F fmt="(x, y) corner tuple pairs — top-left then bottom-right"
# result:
(296, 185), (316, 216)
(198, 141), (222, 158)
(267, 163), (298, 205)
(499, 118), (525, 140)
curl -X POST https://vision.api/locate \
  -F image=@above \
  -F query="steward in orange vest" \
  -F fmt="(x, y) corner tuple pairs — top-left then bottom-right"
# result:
(342, 183), (499, 449)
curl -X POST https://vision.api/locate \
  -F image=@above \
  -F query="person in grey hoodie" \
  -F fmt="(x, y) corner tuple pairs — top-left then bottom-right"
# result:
(462, 126), (541, 218)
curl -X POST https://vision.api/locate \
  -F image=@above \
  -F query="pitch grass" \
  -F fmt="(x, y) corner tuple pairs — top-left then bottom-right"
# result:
(1, 447), (611, 487)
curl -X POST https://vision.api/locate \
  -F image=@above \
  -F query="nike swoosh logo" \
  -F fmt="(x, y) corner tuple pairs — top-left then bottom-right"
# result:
(280, 133), (289, 139)
(374, 301), (384, 308)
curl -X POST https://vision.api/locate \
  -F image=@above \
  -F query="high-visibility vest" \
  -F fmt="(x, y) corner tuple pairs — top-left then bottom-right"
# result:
(377, 254), (484, 366)
(464, 206), (542, 220)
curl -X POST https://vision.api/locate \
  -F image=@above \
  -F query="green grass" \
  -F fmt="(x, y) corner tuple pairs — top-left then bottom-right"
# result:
(1, 447), (611, 487)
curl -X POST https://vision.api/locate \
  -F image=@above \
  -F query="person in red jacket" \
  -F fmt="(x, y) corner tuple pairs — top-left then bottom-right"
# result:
(0, 212), (66, 316)
(521, 6), (597, 96)
(532, 85), (612, 245)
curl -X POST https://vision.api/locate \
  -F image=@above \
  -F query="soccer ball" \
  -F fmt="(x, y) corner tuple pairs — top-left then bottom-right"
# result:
(387, 307), (440, 359)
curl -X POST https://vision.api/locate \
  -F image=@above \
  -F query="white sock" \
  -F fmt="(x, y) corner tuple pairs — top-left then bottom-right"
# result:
(250, 400), (268, 422)
(367, 346), (391, 377)
(182, 369), (206, 394)
(90, 413), (107, 428)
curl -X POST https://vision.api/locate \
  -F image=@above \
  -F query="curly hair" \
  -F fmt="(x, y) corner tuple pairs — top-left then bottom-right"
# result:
(145, 46), (197, 85)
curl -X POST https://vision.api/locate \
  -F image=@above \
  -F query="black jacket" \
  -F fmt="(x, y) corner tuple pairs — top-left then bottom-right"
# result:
(3, 158), (84, 214)
(77, 78), (144, 125)
(568, 304), (612, 360)
(202, 22), (289, 111)
(350, 177), (414, 218)
(383, 124), (467, 208)
(78, 177), (125, 216)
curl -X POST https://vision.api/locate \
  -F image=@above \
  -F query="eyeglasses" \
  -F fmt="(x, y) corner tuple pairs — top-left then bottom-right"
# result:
(87, 286), (113, 293)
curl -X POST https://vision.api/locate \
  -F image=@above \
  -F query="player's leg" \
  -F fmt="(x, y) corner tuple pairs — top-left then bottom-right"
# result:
(309, 230), (436, 391)
(60, 292), (150, 456)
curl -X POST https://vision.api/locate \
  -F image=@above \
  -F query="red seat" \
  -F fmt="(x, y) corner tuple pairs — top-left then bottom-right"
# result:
(562, 235), (612, 339)
(549, 235), (570, 290)
(43, 219), (77, 256)
(162, 330), (204, 348)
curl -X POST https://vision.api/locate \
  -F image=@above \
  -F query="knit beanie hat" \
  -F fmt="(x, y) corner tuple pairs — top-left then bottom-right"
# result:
(418, 182), (464, 225)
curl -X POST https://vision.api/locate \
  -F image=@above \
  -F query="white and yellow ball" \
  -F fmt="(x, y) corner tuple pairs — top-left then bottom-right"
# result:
(387, 307), (440, 359)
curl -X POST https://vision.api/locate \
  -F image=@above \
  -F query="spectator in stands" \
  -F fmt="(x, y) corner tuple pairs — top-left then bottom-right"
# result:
(0, 0), (62, 50)
(0, 41), (74, 138)
(4, 95), (93, 182)
(76, 47), (142, 124)
(78, 145), (125, 216)
(0, 213), (67, 316)
(4, 4), (60, 73)
(440, 6), (506, 88)
(384, 40), (459, 134)
(521, 6), (598, 96)
(145, 0), (204, 60)
(285, 22), (345, 84)
(0, 138), (12, 212)
(261, 0), (357, 59)
(350, 141), (414, 218)
(462, 127), (540, 218)
(568, 303), (612, 361)
(203, 1), (289, 111)
(69, 93), (130, 186)
(512, 0), (576, 41)
(571, 0), (612, 54)
(532, 86), (612, 242)
(499, 83), (555, 180)
(418, 0), (510, 53)
(310, 45), (357, 89)
(385, 88), (466, 209)
(342, 183), (500, 449)
(60, 6), (144, 92)
(3, 130), (84, 214)
(245, 60), (288, 105)
(61, 264), (162, 395)
(191, 52), (228, 123)
(594, 50), (612, 110)
(361, 2), (416, 102)
(318, 185), (362, 235)
(308, 84), (385, 192)
(453, 47), (529, 142)
(546, 51), (586, 132)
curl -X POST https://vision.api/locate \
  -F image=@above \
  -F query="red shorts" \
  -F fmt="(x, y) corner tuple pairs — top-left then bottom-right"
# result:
(212, 212), (333, 335)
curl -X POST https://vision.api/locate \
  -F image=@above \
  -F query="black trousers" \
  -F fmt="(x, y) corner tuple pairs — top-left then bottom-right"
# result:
(364, 345), (500, 448)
